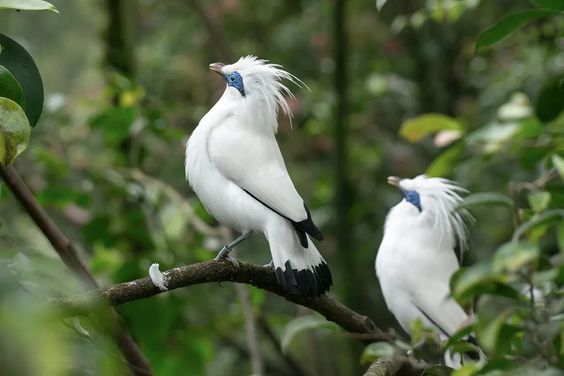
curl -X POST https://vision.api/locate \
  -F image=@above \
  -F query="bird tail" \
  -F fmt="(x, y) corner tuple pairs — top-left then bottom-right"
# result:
(267, 221), (332, 297)
(442, 333), (486, 369)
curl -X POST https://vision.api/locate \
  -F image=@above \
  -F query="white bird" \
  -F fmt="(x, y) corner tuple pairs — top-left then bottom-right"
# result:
(375, 175), (483, 368)
(184, 56), (332, 297)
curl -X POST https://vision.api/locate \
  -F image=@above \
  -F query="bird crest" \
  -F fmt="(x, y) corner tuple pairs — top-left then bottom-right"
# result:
(398, 175), (473, 255)
(222, 56), (305, 128)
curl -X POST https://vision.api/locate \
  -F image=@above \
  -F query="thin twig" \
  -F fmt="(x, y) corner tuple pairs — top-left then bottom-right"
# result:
(509, 168), (559, 226)
(124, 168), (221, 237)
(0, 164), (153, 376)
(236, 284), (265, 376)
(257, 315), (308, 376)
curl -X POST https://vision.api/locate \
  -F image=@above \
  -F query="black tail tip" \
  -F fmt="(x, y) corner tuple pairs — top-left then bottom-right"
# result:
(275, 260), (333, 298)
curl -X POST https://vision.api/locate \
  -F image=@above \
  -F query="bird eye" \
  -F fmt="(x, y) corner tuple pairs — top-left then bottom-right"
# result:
(229, 75), (236, 82)
(404, 190), (422, 212)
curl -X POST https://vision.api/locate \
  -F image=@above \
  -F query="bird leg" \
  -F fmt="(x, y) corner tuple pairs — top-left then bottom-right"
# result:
(215, 231), (251, 266)
(263, 260), (274, 269)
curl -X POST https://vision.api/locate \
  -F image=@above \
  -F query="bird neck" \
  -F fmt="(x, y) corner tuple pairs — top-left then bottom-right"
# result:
(218, 87), (280, 135)
(385, 203), (456, 251)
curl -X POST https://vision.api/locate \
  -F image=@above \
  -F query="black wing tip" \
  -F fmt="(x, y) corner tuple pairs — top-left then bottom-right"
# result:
(242, 190), (323, 245)
(464, 336), (482, 361)
(275, 260), (333, 298)
(292, 204), (323, 245)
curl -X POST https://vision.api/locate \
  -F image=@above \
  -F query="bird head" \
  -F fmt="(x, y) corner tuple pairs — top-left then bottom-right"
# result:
(386, 175), (473, 253)
(209, 56), (303, 130)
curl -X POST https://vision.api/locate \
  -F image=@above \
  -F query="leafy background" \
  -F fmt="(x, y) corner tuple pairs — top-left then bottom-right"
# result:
(0, 0), (562, 375)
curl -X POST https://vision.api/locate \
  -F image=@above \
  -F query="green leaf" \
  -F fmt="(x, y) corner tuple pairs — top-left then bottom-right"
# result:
(360, 342), (396, 365)
(493, 242), (539, 273)
(0, 0), (58, 12)
(536, 73), (564, 122)
(449, 341), (481, 358)
(528, 191), (551, 213)
(451, 264), (520, 304)
(0, 33), (44, 127)
(280, 315), (338, 353)
(0, 96), (30, 164)
(457, 192), (513, 210)
(476, 10), (557, 51)
(452, 364), (480, 376)
(375, 0), (387, 11)
(426, 142), (463, 177)
(399, 113), (464, 143)
(531, 0), (564, 11)
(557, 222), (564, 253)
(475, 357), (514, 374)
(476, 309), (518, 354)
(443, 325), (474, 353)
(89, 106), (136, 144)
(0, 65), (25, 110)
(513, 209), (564, 241)
(552, 154), (564, 179)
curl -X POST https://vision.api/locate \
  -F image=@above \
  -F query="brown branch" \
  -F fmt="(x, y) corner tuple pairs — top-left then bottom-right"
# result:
(0, 164), (153, 376)
(363, 357), (427, 376)
(363, 358), (402, 376)
(53, 259), (394, 341)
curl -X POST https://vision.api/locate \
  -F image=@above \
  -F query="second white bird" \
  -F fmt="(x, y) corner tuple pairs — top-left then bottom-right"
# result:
(375, 175), (483, 368)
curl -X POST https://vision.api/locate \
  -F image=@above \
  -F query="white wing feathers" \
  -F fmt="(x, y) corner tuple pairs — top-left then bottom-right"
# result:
(411, 282), (469, 337)
(207, 117), (307, 223)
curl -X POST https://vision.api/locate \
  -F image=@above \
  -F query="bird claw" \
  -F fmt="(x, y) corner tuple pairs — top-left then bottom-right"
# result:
(214, 253), (240, 266)
(214, 244), (240, 266)
(149, 263), (168, 291)
(263, 260), (274, 269)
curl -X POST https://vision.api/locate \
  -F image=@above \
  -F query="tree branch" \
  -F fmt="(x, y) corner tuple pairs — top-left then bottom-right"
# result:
(53, 259), (394, 341)
(0, 164), (153, 376)
(363, 357), (427, 376)
(363, 358), (402, 376)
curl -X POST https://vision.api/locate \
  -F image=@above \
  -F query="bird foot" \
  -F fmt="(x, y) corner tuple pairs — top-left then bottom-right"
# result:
(149, 263), (168, 291)
(214, 253), (240, 266)
(263, 260), (274, 269)
(214, 246), (239, 266)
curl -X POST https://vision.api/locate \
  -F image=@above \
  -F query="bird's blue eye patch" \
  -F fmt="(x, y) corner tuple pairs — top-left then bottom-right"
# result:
(403, 190), (422, 212)
(226, 71), (245, 97)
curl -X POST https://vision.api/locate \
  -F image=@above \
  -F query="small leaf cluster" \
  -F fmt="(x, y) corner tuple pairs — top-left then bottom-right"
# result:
(0, 1), (57, 164)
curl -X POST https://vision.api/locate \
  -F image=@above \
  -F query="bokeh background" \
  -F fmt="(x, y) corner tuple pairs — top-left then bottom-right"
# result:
(0, 0), (562, 375)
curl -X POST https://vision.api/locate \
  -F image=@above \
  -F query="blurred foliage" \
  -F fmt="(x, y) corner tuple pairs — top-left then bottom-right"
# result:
(0, 0), (563, 375)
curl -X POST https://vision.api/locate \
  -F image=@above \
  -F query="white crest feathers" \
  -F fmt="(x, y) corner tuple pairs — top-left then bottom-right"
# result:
(225, 55), (305, 126)
(399, 175), (473, 255)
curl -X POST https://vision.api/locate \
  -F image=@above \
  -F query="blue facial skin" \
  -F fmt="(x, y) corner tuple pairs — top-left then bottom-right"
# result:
(226, 71), (245, 97)
(403, 190), (422, 212)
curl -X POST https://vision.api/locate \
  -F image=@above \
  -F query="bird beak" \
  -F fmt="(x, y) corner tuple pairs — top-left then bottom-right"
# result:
(209, 62), (225, 78)
(387, 176), (402, 189)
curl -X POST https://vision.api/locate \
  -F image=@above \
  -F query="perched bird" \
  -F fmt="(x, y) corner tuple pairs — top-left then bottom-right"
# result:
(375, 175), (483, 368)
(184, 56), (332, 297)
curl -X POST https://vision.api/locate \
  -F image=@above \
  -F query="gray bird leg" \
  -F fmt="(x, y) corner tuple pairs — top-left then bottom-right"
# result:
(215, 231), (251, 266)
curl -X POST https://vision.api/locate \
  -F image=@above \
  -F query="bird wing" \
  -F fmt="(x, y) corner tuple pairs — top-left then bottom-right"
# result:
(411, 281), (470, 337)
(207, 117), (308, 223)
